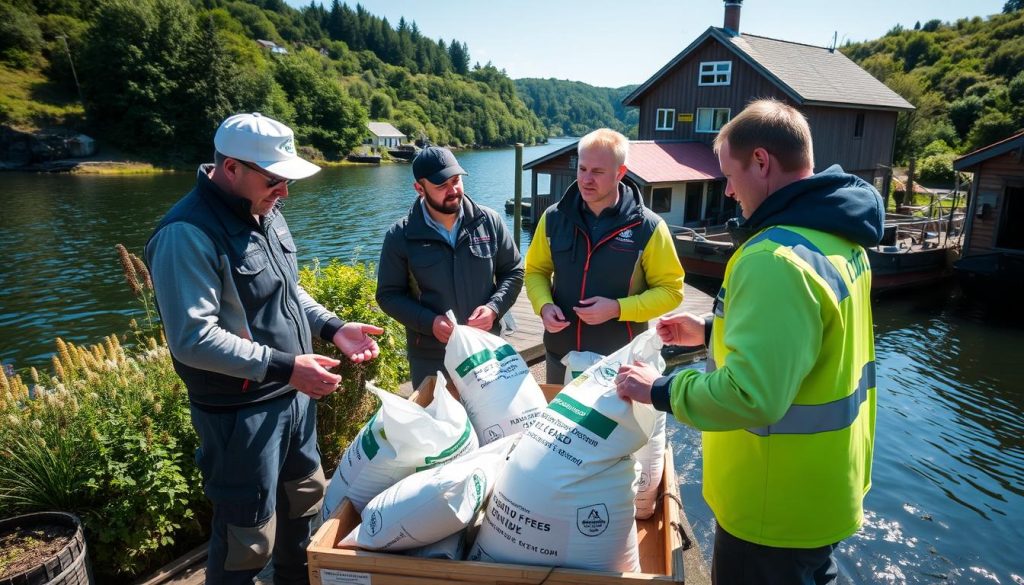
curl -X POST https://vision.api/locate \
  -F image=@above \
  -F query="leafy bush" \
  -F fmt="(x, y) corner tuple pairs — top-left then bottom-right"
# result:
(917, 151), (957, 183)
(299, 259), (410, 470)
(0, 3), (43, 68)
(0, 249), (410, 581)
(0, 335), (207, 583)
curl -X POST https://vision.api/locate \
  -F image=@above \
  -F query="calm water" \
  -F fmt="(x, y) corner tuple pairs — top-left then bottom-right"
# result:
(2, 140), (1022, 583)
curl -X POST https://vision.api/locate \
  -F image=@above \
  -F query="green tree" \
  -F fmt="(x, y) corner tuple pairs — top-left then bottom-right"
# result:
(966, 110), (1018, 151)
(0, 3), (44, 68)
(1005, 0), (1023, 13)
(273, 48), (367, 157)
(949, 95), (985, 138)
(79, 0), (198, 155)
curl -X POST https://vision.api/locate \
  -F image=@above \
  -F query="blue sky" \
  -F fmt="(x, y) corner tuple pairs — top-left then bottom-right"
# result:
(285, 0), (1008, 88)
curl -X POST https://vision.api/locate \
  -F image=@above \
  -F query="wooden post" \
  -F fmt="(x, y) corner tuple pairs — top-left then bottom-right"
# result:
(514, 143), (524, 249)
(906, 157), (916, 213)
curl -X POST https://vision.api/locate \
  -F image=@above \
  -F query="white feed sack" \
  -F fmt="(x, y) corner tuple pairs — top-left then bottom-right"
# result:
(634, 413), (666, 520)
(340, 436), (517, 552)
(468, 330), (664, 572)
(561, 350), (604, 385)
(443, 310), (547, 445)
(323, 375), (479, 519)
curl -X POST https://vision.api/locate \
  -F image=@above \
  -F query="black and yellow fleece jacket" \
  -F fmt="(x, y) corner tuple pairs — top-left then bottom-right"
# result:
(525, 179), (685, 358)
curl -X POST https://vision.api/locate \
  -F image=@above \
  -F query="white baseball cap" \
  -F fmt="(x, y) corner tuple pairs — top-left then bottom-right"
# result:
(214, 113), (321, 180)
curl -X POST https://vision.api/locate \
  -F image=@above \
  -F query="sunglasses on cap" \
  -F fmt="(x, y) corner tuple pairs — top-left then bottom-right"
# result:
(235, 159), (295, 188)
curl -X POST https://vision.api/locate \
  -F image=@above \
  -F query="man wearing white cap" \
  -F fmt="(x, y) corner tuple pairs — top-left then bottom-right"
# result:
(146, 113), (383, 584)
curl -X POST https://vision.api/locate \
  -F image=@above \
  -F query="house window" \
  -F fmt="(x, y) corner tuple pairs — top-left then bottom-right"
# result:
(569, 155), (578, 169)
(696, 108), (730, 133)
(656, 108), (675, 131)
(652, 188), (672, 212)
(537, 173), (552, 196)
(854, 112), (865, 138)
(699, 61), (732, 86)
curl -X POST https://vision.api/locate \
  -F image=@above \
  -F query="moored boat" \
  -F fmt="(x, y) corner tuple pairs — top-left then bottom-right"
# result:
(673, 213), (966, 293)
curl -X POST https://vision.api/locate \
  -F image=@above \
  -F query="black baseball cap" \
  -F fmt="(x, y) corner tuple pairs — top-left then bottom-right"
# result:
(412, 146), (468, 185)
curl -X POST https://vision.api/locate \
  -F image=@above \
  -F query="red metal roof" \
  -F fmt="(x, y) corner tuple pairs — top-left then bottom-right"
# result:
(626, 141), (723, 184)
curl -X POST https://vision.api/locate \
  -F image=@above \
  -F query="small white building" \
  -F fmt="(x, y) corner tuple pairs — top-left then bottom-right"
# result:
(365, 122), (406, 149)
(256, 39), (288, 54)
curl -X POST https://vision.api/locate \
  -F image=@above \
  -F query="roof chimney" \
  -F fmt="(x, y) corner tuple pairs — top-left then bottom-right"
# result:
(724, 0), (742, 36)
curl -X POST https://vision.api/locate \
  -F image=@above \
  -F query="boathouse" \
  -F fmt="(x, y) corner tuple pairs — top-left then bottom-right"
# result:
(524, 0), (913, 228)
(954, 130), (1024, 256)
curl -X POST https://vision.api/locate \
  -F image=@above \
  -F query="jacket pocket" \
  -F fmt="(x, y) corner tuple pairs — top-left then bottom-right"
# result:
(234, 248), (276, 304)
(277, 230), (299, 279)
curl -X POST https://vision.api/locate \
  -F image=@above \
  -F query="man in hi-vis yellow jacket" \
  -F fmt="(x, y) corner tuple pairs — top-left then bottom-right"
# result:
(616, 100), (882, 585)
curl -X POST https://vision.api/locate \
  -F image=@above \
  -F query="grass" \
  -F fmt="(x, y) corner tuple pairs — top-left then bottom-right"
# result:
(0, 63), (84, 132)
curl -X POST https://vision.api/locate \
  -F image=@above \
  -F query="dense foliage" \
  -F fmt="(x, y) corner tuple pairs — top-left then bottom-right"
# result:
(0, 0), (546, 161)
(0, 249), (408, 581)
(515, 78), (639, 138)
(841, 5), (1024, 166)
(298, 259), (409, 469)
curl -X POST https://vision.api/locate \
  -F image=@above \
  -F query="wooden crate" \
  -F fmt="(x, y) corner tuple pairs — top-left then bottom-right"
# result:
(307, 380), (685, 584)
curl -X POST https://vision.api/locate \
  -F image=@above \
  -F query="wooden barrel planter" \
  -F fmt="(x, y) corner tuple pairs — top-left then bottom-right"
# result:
(0, 512), (91, 585)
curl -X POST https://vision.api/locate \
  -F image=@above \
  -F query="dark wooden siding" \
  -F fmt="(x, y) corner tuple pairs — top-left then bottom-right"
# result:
(530, 157), (576, 221)
(965, 152), (1024, 255)
(636, 40), (786, 143)
(631, 38), (898, 177)
(802, 107), (896, 175)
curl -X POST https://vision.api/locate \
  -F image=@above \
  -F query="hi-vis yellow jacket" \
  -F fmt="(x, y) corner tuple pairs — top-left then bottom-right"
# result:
(662, 224), (876, 548)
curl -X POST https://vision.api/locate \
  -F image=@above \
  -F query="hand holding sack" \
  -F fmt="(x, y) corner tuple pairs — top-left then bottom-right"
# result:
(443, 310), (547, 445)
(468, 330), (664, 572)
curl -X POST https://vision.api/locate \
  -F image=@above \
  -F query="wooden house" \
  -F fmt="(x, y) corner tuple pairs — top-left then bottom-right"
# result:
(365, 122), (406, 149)
(524, 0), (913, 228)
(954, 130), (1024, 256)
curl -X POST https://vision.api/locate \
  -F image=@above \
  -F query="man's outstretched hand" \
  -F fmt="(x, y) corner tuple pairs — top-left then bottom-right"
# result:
(332, 322), (384, 362)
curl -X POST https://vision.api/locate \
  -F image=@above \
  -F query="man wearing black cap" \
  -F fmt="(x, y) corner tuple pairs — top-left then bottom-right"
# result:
(377, 146), (524, 387)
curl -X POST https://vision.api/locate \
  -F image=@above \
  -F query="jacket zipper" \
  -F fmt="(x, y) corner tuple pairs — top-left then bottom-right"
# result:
(575, 220), (643, 351)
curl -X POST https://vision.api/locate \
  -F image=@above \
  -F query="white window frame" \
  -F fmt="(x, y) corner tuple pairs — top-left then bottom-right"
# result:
(698, 61), (732, 86)
(656, 108), (675, 131)
(696, 107), (731, 133)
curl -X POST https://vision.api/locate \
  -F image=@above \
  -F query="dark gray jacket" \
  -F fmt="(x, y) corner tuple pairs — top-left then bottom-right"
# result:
(146, 166), (343, 407)
(376, 195), (524, 359)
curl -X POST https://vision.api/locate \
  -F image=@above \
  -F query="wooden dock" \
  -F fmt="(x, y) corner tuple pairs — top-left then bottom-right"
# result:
(147, 283), (715, 585)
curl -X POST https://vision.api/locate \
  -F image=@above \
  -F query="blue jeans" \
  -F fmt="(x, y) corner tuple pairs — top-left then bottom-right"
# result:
(712, 524), (839, 585)
(190, 392), (326, 585)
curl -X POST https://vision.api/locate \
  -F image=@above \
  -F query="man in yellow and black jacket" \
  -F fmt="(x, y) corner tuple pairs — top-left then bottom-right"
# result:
(616, 100), (882, 585)
(525, 128), (684, 383)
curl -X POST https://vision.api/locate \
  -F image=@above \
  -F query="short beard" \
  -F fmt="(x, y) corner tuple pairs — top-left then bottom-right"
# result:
(425, 194), (461, 215)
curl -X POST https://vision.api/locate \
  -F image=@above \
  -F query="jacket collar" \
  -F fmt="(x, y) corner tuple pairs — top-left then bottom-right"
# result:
(195, 164), (278, 235)
(404, 193), (486, 242)
(556, 178), (645, 231)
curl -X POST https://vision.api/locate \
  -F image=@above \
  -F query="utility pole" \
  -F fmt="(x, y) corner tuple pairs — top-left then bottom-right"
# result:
(56, 34), (84, 106)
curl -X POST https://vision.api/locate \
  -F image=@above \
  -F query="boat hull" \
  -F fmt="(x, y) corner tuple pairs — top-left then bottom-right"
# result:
(675, 234), (955, 292)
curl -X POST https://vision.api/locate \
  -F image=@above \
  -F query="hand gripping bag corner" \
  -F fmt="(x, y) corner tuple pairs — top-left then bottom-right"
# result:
(339, 436), (517, 552)
(323, 374), (479, 519)
(468, 330), (663, 572)
(442, 310), (547, 445)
